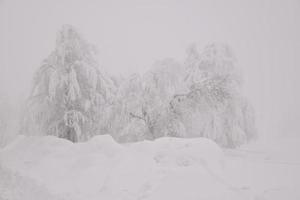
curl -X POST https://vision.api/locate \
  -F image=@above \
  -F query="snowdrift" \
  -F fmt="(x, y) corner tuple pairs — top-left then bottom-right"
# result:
(0, 135), (237, 200)
(1, 135), (300, 200)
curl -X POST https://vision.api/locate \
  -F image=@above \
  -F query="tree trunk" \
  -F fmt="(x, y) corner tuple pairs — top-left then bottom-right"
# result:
(66, 127), (77, 143)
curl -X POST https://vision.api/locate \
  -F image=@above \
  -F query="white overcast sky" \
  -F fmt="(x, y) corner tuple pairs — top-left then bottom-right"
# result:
(0, 0), (299, 136)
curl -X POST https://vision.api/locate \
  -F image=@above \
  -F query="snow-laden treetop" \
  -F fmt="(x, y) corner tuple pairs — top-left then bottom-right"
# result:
(24, 25), (116, 142)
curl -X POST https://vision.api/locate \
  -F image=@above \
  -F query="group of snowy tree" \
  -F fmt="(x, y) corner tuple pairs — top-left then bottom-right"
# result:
(21, 25), (256, 147)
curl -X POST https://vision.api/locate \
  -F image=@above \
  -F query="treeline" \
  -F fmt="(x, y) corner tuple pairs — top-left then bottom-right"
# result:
(21, 25), (256, 148)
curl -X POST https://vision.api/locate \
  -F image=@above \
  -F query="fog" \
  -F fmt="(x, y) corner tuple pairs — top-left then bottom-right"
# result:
(0, 0), (299, 137)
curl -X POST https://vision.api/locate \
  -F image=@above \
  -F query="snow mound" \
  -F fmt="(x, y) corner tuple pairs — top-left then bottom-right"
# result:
(0, 165), (64, 200)
(0, 135), (249, 200)
(131, 137), (223, 171)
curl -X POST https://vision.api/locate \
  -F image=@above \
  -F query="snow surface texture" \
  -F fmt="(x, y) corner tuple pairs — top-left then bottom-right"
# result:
(1, 135), (299, 200)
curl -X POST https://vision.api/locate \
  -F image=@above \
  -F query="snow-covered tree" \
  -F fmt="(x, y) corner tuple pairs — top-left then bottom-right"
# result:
(111, 59), (186, 142)
(109, 73), (146, 142)
(171, 43), (256, 147)
(139, 59), (186, 138)
(22, 25), (116, 142)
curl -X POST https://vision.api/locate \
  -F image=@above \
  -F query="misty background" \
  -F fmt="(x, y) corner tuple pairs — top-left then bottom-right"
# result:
(0, 0), (299, 138)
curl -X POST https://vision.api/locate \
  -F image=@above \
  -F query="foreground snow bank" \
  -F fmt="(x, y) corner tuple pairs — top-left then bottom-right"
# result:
(1, 135), (300, 200)
(0, 165), (63, 200)
(0, 135), (235, 200)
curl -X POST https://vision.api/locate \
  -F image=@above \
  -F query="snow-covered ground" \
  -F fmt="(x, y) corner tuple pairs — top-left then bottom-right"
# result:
(0, 135), (300, 200)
